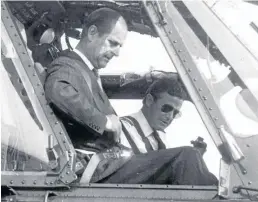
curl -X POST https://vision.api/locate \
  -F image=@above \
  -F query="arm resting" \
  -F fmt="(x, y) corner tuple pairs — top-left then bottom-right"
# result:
(101, 71), (180, 99)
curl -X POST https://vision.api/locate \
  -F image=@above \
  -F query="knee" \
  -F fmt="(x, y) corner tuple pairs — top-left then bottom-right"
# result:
(181, 146), (201, 157)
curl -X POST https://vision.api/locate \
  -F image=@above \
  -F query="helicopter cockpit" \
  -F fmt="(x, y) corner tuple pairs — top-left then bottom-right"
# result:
(1, 1), (258, 201)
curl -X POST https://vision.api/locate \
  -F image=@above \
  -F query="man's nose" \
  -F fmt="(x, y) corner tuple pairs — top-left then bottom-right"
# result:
(164, 112), (173, 120)
(112, 46), (120, 57)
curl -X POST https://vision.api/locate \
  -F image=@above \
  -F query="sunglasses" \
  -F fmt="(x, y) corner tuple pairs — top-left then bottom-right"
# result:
(161, 104), (181, 117)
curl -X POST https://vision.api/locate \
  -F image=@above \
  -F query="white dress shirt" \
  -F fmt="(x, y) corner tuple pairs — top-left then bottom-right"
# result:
(74, 49), (94, 70)
(121, 110), (169, 153)
(73, 49), (103, 90)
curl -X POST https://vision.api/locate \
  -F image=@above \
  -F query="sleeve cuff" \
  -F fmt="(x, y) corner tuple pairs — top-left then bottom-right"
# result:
(105, 116), (112, 131)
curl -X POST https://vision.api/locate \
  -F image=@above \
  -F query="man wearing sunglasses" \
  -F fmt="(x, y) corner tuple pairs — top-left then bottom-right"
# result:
(120, 78), (185, 153)
(102, 78), (217, 185)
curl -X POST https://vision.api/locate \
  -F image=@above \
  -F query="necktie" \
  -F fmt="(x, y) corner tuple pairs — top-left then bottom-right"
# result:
(92, 69), (103, 91)
(151, 130), (166, 150)
(142, 136), (154, 152)
(92, 68), (99, 77)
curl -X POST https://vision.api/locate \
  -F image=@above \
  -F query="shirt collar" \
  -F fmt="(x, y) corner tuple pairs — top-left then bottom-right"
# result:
(131, 110), (154, 137)
(74, 49), (94, 71)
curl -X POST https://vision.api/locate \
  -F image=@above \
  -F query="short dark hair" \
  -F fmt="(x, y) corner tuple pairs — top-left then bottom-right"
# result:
(81, 8), (126, 38)
(144, 78), (189, 103)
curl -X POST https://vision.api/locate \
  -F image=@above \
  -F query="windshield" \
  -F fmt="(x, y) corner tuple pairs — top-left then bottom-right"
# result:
(1, 17), (54, 172)
(166, 1), (258, 137)
(1, 63), (49, 171)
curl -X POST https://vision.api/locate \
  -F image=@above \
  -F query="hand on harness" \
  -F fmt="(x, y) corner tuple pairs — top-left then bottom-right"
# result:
(105, 114), (122, 143)
(79, 143), (133, 183)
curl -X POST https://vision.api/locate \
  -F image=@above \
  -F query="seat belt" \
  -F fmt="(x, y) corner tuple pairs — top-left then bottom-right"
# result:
(75, 149), (96, 155)
(80, 153), (103, 183)
(64, 58), (102, 183)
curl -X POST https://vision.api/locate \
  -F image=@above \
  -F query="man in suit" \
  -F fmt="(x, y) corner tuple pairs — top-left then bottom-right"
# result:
(45, 8), (217, 185)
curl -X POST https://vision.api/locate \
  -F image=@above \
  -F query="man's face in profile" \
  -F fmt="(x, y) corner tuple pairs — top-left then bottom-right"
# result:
(90, 17), (128, 69)
(147, 92), (183, 131)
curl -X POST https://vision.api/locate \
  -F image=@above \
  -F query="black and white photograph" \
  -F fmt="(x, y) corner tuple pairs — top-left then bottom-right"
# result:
(1, 0), (258, 201)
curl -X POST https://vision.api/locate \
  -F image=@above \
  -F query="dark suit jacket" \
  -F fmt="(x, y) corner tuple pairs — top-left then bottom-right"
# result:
(44, 50), (116, 151)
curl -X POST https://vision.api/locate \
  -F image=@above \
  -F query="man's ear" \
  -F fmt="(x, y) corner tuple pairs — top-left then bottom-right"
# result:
(87, 25), (99, 42)
(145, 93), (154, 107)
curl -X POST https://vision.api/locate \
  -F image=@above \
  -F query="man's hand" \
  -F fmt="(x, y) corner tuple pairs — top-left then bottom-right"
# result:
(105, 114), (122, 142)
(151, 70), (179, 81)
(190, 137), (207, 156)
(145, 69), (179, 84)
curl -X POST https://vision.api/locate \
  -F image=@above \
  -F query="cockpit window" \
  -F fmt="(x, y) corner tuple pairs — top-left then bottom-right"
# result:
(169, 1), (258, 137)
(1, 64), (49, 172)
(1, 17), (57, 173)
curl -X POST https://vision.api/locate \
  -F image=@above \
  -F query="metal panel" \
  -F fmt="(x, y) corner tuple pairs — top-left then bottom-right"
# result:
(8, 185), (218, 201)
(1, 171), (59, 188)
(3, 196), (226, 202)
(230, 136), (258, 200)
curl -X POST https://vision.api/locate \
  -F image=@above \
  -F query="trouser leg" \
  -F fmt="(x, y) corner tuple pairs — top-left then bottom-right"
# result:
(170, 147), (218, 185)
(100, 146), (217, 185)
